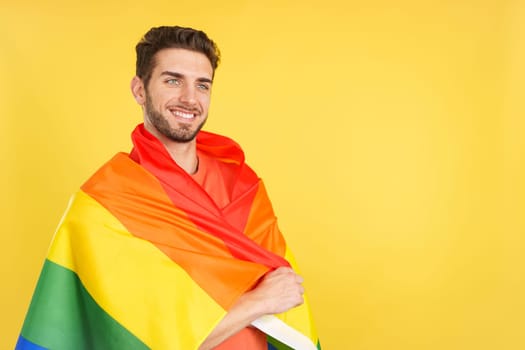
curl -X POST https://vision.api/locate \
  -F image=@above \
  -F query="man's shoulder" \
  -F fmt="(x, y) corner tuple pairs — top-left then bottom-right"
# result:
(196, 130), (247, 167)
(81, 152), (156, 193)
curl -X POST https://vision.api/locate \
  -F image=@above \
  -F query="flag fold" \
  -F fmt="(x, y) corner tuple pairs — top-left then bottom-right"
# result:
(17, 125), (320, 349)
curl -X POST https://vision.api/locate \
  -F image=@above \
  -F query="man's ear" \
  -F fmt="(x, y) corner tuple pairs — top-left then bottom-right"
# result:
(131, 76), (146, 105)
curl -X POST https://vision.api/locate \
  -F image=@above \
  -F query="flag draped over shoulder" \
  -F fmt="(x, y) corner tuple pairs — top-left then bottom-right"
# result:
(16, 124), (320, 350)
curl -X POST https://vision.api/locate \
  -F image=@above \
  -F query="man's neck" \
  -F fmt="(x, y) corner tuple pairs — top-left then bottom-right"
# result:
(164, 140), (199, 174)
(144, 124), (199, 174)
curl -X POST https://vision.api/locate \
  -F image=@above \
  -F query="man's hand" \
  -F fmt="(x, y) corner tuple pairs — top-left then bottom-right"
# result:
(198, 267), (305, 350)
(242, 266), (305, 315)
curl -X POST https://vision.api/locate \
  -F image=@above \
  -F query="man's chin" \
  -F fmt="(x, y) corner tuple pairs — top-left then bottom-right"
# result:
(164, 129), (200, 143)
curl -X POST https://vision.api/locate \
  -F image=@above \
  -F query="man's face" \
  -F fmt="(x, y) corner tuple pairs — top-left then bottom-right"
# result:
(141, 48), (214, 143)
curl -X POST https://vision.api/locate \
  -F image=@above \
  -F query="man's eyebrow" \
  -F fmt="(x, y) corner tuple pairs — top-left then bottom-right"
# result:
(160, 71), (213, 84)
(160, 71), (183, 78)
(197, 77), (213, 84)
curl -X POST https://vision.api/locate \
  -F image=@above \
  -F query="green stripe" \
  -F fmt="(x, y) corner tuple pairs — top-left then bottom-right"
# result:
(267, 336), (322, 350)
(267, 335), (294, 350)
(21, 260), (149, 350)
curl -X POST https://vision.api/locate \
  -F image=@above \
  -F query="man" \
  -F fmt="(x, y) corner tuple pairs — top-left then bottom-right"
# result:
(16, 26), (320, 349)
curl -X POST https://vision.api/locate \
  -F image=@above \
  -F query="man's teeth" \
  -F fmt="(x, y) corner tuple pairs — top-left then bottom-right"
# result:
(174, 110), (194, 119)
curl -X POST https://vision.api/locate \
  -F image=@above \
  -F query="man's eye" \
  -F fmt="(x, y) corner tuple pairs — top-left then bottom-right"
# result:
(167, 79), (180, 85)
(197, 84), (210, 90)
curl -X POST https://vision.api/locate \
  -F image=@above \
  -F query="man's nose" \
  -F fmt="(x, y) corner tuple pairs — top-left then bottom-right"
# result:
(179, 84), (197, 105)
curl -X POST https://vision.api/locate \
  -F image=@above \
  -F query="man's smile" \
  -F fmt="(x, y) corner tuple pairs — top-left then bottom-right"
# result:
(169, 107), (197, 120)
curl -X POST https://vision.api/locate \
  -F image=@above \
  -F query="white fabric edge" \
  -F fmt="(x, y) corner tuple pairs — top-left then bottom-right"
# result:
(251, 315), (317, 350)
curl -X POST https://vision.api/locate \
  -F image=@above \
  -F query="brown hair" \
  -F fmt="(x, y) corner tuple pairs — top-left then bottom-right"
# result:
(135, 26), (221, 87)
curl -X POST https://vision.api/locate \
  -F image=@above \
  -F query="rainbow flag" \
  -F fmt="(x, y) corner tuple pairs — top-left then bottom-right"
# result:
(17, 126), (320, 349)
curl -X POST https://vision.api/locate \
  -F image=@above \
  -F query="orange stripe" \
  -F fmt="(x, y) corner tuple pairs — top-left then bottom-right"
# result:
(81, 153), (269, 309)
(244, 181), (287, 257)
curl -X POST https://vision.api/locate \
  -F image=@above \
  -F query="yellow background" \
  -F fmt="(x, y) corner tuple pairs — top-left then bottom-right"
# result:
(2, 0), (524, 349)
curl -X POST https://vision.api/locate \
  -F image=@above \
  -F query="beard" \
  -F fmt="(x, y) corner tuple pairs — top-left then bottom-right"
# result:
(144, 92), (206, 143)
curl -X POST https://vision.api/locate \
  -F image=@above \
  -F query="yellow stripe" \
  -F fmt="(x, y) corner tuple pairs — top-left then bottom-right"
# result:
(47, 191), (225, 349)
(277, 246), (320, 344)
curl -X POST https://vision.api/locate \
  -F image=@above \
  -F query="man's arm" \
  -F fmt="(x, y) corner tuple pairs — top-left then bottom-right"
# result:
(198, 266), (305, 350)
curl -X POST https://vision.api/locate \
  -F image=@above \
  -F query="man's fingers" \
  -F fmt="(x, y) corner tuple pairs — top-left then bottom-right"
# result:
(271, 267), (302, 279)
(272, 266), (294, 275)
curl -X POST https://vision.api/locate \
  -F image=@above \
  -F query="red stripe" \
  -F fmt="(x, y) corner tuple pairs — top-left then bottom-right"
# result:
(129, 124), (289, 268)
